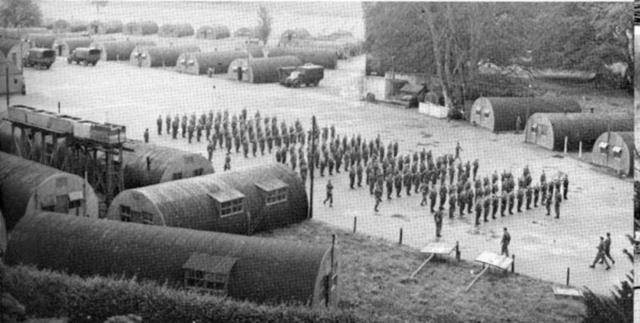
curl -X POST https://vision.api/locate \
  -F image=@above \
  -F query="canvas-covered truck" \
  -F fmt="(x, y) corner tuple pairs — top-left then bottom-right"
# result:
(23, 48), (56, 69)
(278, 64), (324, 88)
(67, 48), (101, 66)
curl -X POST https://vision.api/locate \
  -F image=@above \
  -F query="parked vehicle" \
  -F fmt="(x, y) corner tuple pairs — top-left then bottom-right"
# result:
(67, 48), (101, 66)
(278, 64), (324, 88)
(23, 48), (56, 69)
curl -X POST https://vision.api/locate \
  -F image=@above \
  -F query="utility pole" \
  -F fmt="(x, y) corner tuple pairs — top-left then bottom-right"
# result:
(5, 67), (10, 108)
(308, 115), (318, 219)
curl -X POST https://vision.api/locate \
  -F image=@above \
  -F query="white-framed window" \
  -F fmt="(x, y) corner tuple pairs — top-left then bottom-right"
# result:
(193, 168), (204, 176)
(599, 142), (609, 154)
(474, 106), (481, 115)
(530, 123), (538, 133)
(141, 211), (154, 224)
(120, 205), (131, 222)
(172, 172), (183, 180)
(220, 198), (244, 217)
(183, 254), (236, 296)
(612, 146), (622, 159)
(482, 109), (490, 117)
(265, 187), (288, 206)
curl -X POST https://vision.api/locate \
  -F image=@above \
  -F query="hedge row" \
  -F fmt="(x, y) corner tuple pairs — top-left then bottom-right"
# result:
(1, 265), (363, 323)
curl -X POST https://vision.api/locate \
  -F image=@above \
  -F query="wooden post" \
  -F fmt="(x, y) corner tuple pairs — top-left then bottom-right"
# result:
(399, 227), (403, 245)
(566, 267), (570, 286)
(455, 241), (461, 261)
(578, 141), (582, 159)
(563, 137), (568, 154)
(511, 254), (515, 273)
(58, 101), (61, 114)
(5, 67), (10, 108)
(353, 216), (357, 233)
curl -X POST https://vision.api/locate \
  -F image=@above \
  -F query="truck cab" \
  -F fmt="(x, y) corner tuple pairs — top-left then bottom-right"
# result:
(23, 48), (56, 69)
(67, 48), (101, 66)
(278, 64), (324, 88)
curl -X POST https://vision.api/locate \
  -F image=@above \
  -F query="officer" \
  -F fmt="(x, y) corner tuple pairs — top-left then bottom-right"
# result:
(554, 192), (562, 219)
(394, 171), (403, 198)
(156, 115), (163, 135)
(525, 186), (532, 210)
(562, 174), (569, 200)
(187, 123), (195, 144)
(165, 114), (171, 135)
(483, 196), (491, 222)
(434, 206), (444, 238)
(143, 128), (149, 143)
(448, 192), (456, 219)
(349, 166), (356, 189)
(207, 139), (214, 161)
(374, 181), (383, 212)
(474, 199), (482, 226)
(223, 153), (231, 171)
(356, 162), (363, 187)
(516, 187), (524, 213)
(429, 188), (438, 213)
(458, 190), (466, 216)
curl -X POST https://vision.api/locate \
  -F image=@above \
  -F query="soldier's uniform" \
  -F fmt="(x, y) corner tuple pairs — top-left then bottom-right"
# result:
(300, 163), (308, 185)
(508, 191), (515, 215)
(545, 193), (552, 215)
(165, 115), (171, 135)
(419, 182), (428, 205)
(319, 157), (326, 177)
(258, 136), (265, 155)
(394, 172), (403, 197)
(429, 189), (438, 213)
(474, 200), (482, 225)
(386, 174), (394, 200)
(187, 124), (195, 144)
(516, 188), (524, 213)
(467, 189), (474, 214)
(374, 182), (383, 212)
(196, 124), (203, 142)
(483, 197), (491, 222)
(327, 156), (335, 176)
(532, 185), (540, 207)
(472, 159), (479, 180)
(349, 167), (356, 189)
(525, 187), (532, 210)
(434, 208), (443, 238)
(242, 139), (249, 158)
(356, 163), (363, 187)
(500, 193), (507, 217)
(224, 154), (231, 171)
(157, 115), (163, 135)
(448, 193), (456, 218)
(290, 151), (297, 170)
(335, 150), (342, 174)
(541, 182), (548, 205)
(439, 185), (447, 208)
(207, 140), (214, 161)
(404, 171), (412, 196)
(491, 194), (499, 219)
(458, 190), (466, 216)
(554, 193), (562, 218)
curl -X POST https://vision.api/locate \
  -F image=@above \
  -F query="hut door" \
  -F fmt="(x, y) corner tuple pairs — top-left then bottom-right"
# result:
(54, 194), (70, 213)
(237, 67), (243, 81)
(57, 45), (62, 56)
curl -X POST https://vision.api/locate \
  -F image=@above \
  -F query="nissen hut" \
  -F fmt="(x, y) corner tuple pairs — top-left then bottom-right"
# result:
(591, 131), (634, 176)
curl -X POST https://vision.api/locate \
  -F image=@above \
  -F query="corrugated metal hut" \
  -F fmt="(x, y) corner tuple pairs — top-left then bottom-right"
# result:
(0, 39), (28, 69)
(53, 37), (93, 57)
(159, 23), (195, 38)
(0, 58), (25, 95)
(104, 20), (124, 34)
(27, 33), (57, 49)
(0, 152), (99, 230)
(0, 119), (13, 153)
(129, 45), (200, 68)
(228, 56), (302, 83)
(107, 163), (307, 235)
(591, 131), (634, 176)
(68, 21), (89, 33)
(121, 140), (214, 189)
(0, 28), (49, 40)
(92, 40), (156, 61)
(524, 113), (634, 151)
(196, 25), (231, 40)
(177, 48), (263, 75)
(123, 21), (159, 35)
(469, 97), (582, 132)
(233, 27), (255, 38)
(267, 47), (337, 69)
(7, 212), (338, 307)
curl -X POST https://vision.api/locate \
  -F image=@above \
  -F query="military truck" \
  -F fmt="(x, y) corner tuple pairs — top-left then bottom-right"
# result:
(278, 64), (324, 88)
(23, 48), (56, 69)
(67, 48), (101, 66)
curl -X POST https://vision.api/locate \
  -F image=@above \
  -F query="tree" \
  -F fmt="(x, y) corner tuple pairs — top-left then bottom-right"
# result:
(0, 0), (42, 28)
(256, 6), (272, 45)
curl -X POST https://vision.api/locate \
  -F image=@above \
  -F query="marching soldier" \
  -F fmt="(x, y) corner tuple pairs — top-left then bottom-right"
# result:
(434, 207), (444, 238)
(383, 173), (393, 200)
(323, 180), (334, 207)
(455, 142), (462, 160)
(500, 192), (508, 217)
(290, 149), (297, 170)
(165, 114), (171, 135)
(181, 114), (187, 138)
(404, 170), (413, 196)
(374, 181), (383, 212)
(516, 187), (524, 213)
(439, 185), (447, 209)
(300, 161), (308, 185)
(395, 171), (403, 198)
(467, 189), (474, 214)
(319, 155), (327, 177)
(501, 228), (511, 256)
(474, 199), (482, 226)
(545, 192), (552, 216)
(196, 123), (203, 142)
(420, 181), (429, 205)
(448, 192), (456, 219)
(328, 155), (335, 176)
(429, 188), (438, 213)
(533, 184), (540, 207)
(335, 149), (342, 174)
(172, 116), (179, 139)
(258, 135), (265, 155)
(187, 123), (195, 144)
(541, 181), (548, 206)
(356, 163), (363, 187)
(483, 196), (491, 222)
(223, 153), (231, 171)
(562, 174), (569, 200)
(349, 166), (356, 189)
(207, 139), (214, 161)
(508, 191), (515, 215)
(472, 159), (479, 180)
(525, 186), (532, 210)
(554, 192), (562, 219)
(458, 190), (467, 216)
(157, 115), (163, 135)
(242, 138), (249, 158)
(491, 194), (499, 219)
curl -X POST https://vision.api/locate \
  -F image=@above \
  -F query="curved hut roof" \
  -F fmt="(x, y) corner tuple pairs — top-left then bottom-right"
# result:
(124, 21), (159, 35)
(591, 131), (634, 176)
(180, 49), (264, 74)
(0, 152), (99, 230)
(27, 33), (57, 48)
(159, 23), (195, 38)
(92, 40), (156, 61)
(122, 140), (214, 189)
(131, 45), (200, 67)
(196, 25), (230, 40)
(107, 163), (307, 234)
(0, 28), (48, 40)
(54, 37), (94, 55)
(470, 97), (582, 132)
(0, 39), (21, 57)
(267, 47), (337, 69)
(7, 212), (336, 307)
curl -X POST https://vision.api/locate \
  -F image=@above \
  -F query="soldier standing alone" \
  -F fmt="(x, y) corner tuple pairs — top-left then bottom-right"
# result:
(157, 115), (163, 135)
(323, 180), (334, 207)
(554, 192), (562, 219)
(223, 153), (231, 171)
(501, 228), (511, 256)
(207, 140), (214, 161)
(143, 128), (149, 143)
(434, 207), (443, 238)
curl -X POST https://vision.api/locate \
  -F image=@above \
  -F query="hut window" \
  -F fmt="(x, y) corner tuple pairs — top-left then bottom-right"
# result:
(220, 198), (244, 217)
(172, 172), (183, 180)
(120, 205), (131, 222)
(183, 254), (236, 296)
(538, 124), (548, 135)
(68, 199), (82, 209)
(474, 106), (481, 115)
(193, 168), (204, 176)
(599, 142), (609, 154)
(265, 188), (288, 206)
(482, 109), (490, 117)
(530, 124), (538, 133)
(141, 212), (154, 224)
(612, 146), (622, 158)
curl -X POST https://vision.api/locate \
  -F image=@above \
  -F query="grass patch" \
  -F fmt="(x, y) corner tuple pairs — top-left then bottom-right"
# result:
(257, 220), (586, 323)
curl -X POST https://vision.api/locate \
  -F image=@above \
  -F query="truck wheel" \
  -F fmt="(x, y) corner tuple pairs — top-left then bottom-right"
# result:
(67, 58), (72, 64)
(91, 61), (97, 66)
(82, 60), (88, 66)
